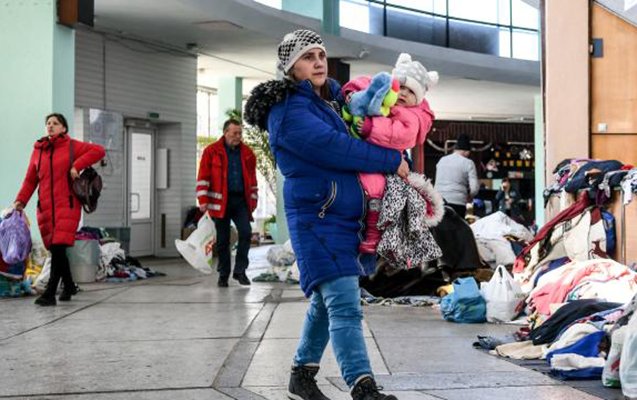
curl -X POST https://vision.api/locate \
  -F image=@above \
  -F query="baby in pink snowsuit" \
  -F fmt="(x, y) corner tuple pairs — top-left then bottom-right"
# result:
(342, 53), (438, 254)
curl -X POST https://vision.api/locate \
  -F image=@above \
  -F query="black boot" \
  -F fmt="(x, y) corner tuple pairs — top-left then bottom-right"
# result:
(351, 377), (396, 400)
(34, 295), (56, 306)
(59, 283), (79, 301)
(288, 365), (330, 400)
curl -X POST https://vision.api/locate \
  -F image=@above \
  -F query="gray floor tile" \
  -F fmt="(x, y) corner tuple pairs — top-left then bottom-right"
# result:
(0, 337), (236, 397)
(374, 336), (529, 374)
(2, 388), (233, 399)
(23, 302), (261, 342)
(426, 385), (603, 400)
(242, 338), (388, 387)
(364, 306), (517, 338)
(103, 282), (272, 303)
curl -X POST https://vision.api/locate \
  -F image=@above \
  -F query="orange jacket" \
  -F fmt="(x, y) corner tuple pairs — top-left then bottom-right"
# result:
(196, 138), (258, 220)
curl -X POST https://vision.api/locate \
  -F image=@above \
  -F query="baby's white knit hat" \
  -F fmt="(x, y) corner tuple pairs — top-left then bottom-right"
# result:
(392, 53), (439, 103)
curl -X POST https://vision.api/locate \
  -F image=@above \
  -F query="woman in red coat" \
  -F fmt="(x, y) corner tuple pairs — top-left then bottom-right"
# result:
(13, 113), (105, 306)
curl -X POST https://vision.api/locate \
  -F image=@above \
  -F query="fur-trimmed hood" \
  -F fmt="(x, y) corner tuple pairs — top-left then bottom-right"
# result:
(407, 172), (445, 227)
(244, 78), (343, 132)
(244, 79), (297, 131)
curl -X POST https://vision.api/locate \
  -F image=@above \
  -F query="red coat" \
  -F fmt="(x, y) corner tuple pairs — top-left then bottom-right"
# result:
(196, 139), (258, 220)
(16, 134), (105, 249)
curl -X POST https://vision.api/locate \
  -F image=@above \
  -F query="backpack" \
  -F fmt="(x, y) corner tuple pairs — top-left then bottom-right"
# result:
(69, 142), (103, 213)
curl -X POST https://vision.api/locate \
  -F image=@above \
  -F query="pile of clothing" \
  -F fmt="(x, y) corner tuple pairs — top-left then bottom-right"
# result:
(513, 192), (613, 293)
(479, 161), (637, 394)
(471, 211), (533, 268)
(543, 158), (636, 206)
(97, 240), (164, 282)
(77, 227), (164, 282)
(485, 294), (637, 394)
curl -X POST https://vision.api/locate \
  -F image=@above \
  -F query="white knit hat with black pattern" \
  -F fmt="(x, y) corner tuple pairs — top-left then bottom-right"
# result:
(392, 53), (439, 104)
(277, 29), (326, 76)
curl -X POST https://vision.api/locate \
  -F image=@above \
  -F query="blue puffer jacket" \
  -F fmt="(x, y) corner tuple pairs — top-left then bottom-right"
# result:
(245, 78), (401, 296)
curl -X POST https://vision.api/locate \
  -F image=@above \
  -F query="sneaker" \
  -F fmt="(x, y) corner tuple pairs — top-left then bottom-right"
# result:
(351, 377), (396, 400)
(288, 365), (330, 400)
(35, 295), (57, 307)
(232, 273), (251, 286)
(218, 277), (229, 287)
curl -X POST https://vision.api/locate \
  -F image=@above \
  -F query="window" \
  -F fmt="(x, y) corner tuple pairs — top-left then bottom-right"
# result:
(511, 0), (538, 30)
(499, 28), (512, 58)
(196, 88), (220, 138)
(448, 0), (500, 24)
(512, 29), (539, 61)
(254, 0), (282, 9)
(340, 0), (370, 32)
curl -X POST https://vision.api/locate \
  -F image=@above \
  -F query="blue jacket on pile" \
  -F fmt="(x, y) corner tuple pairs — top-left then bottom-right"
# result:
(245, 78), (401, 297)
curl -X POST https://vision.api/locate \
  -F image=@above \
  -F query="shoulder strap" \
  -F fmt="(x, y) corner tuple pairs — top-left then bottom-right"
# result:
(69, 139), (74, 169)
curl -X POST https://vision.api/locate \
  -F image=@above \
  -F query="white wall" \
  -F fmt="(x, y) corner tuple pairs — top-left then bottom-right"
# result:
(75, 30), (197, 256)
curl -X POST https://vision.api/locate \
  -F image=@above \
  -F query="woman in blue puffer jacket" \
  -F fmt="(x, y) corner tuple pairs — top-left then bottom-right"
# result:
(245, 30), (407, 400)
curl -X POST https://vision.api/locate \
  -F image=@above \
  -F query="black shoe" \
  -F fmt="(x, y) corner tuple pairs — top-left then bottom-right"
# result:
(351, 377), (396, 400)
(288, 365), (330, 400)
(35, 295), (57, 307)
(218, 277), (229, 287)
(59, 284), (79, 301)
(233, 273), (251, 286)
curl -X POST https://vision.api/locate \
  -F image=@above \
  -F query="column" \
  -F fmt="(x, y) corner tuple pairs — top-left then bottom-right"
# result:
(217, 77), (243, 128)
(543, 0), (589, 186)
(0, 2), (75, 242)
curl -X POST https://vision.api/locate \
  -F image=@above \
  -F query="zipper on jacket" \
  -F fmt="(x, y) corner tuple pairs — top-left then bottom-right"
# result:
(355, 176), (367, 274)
(50, 146), (55, 227)
(318, 181), (337, 219)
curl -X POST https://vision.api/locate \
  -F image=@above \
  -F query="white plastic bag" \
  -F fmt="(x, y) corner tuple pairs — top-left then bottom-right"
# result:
(175, 213), (216, 274)
(603, 326), (626, 387)
(620, 313), (637, 397)
(33, 256), (51, 293)
(480, 265), (525, 323)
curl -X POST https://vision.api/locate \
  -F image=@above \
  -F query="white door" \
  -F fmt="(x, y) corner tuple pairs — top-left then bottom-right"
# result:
(128, 129), (154, 256)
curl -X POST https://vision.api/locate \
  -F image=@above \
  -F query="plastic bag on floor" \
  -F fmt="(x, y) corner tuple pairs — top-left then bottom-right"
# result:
(480, 265), (525, 323)
(33, 257), (51, 293)
(266, 240), (296, 266)
(602, 325), (626, 387)
(0, 210), (32, 264)
(175, 212), (216, 274)
(620, 313), (637, 397)
(440, 277), (486, 323)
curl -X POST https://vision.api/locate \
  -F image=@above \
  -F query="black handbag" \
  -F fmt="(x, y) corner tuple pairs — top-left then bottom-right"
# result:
(69, 141), (103, 213)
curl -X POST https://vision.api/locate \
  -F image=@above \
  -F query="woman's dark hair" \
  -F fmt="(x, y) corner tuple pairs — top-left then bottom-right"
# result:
(45, 113), (69, 132)
(318, 82), (332, 101)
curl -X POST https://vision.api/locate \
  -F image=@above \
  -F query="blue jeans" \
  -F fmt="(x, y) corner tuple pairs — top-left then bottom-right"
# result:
(293, 275), (372, 388)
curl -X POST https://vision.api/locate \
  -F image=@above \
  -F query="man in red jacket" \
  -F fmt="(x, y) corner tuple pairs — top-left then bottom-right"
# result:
(197, 119), (258, 287)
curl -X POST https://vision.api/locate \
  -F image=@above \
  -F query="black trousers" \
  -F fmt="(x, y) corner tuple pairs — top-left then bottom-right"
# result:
(214, 193), (252, 278)
(448, 203), (467, 219)
(43, 244), (74, 297)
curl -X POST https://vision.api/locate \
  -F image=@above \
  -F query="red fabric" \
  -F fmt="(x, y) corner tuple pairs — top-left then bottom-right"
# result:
(16, 134), (105, 249)
(196, 138), (258, 220)
(513, 192), (590, 273)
